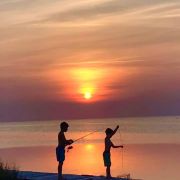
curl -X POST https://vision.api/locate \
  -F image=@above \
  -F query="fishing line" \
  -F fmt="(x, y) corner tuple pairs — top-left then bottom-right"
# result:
(118, 127), (124, 170)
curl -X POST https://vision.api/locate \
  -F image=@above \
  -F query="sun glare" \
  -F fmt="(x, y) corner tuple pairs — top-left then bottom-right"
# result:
(84, 92), (92, 100)
(85, 144), (94, 151)
(48, 67), (130, 102)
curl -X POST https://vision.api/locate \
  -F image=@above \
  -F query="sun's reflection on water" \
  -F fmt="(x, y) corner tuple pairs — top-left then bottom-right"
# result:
(1, 143), (180, 180)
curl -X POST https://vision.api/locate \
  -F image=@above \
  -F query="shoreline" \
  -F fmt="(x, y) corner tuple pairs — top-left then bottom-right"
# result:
(18, 171), (131, 180)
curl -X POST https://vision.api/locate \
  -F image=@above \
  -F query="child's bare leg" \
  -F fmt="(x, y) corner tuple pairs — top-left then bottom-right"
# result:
(58, 162), (63, 180)
(106, 166), (111, 179)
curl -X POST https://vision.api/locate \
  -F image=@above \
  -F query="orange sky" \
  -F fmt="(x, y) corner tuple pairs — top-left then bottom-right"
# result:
(0, 0), (180, 121)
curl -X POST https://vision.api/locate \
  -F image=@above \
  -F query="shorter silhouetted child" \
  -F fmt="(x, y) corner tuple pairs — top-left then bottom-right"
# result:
(103, 125), (123, 179)
(56, 122), (73, 180)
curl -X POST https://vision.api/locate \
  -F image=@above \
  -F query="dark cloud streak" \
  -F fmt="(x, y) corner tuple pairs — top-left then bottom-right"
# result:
(1, 92), (180, 122)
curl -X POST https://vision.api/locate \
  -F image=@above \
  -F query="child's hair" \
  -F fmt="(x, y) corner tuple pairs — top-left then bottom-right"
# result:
(105, 128), (113, 135)
(60, 121), (69, 130)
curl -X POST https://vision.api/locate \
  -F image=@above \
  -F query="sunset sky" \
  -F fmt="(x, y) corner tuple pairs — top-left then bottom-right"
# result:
(0, 0), (180, 121)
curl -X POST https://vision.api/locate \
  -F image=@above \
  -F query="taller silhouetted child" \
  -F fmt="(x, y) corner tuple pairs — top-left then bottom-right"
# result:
(56, 122), (73, 180)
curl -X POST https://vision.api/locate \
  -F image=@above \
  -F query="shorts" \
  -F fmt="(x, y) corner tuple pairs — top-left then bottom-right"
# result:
(103, 151), (111, 167)
(56, 146), (65, 162)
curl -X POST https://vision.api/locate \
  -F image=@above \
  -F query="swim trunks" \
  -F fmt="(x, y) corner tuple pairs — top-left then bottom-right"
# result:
(103, 151), (111, 167)
(56, 146), (65, 162)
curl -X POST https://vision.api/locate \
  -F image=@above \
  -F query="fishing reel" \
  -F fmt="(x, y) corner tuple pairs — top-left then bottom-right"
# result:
(67, 145), (73, 152)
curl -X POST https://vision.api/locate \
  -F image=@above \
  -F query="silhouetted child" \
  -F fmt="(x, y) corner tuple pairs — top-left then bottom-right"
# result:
(103, 125), (123, 179)
(56, 122), (73, 180)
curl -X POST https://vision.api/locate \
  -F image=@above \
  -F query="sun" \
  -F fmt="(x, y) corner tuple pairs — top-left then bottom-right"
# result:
(84, 92), (92, 100)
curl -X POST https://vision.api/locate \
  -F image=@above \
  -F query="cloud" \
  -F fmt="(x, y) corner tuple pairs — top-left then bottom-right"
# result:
(0, 0), (180, 120)
(24, 0), (180, 27)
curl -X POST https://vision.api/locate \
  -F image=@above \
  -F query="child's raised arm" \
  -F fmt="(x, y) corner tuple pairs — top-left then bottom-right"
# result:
(110, 125), (119, 138)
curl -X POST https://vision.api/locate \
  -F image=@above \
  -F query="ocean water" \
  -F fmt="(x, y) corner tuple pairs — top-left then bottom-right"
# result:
(0, 116), (180, 180)
(0, 116), (180, 148)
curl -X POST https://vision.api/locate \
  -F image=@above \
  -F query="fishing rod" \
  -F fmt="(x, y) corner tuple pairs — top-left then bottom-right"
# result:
(74, 130), (100, 143)
(66, 129), (100, 152)
(73, 125), (123, 144)
(67, 126), (124, 152)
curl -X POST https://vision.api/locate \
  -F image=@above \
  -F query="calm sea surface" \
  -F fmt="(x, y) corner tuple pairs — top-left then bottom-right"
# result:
(0, 116), (180, 148)
(0, 116), (180, 180)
